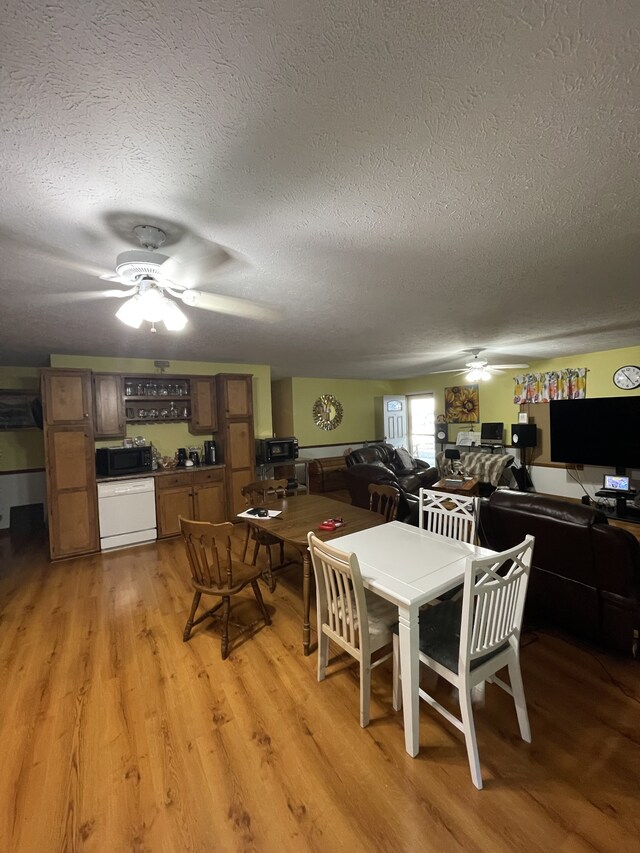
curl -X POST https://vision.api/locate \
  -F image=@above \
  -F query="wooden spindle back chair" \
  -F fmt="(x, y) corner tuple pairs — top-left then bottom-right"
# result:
(367, 483), (401, 522)
(240, 479), (290, 591)
(180, 517), (271, 660)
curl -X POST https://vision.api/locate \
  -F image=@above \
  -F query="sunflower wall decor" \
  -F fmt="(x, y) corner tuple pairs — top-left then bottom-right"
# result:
(312, 394), (344, 431)
(444, 384), (479, 423)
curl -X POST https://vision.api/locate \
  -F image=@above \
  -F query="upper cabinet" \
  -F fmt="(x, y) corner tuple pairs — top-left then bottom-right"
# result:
(190, 377), (217, 434)
(219, 374), (253, 419)
(42, 369), (92, 425)
(93, 374), (125, 438)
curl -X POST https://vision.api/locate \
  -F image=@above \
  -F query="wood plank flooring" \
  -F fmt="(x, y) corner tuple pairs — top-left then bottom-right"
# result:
(1, 527), (639, 852)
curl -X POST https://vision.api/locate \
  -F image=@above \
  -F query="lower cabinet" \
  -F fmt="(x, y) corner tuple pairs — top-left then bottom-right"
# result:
(156, 467), (226, 538)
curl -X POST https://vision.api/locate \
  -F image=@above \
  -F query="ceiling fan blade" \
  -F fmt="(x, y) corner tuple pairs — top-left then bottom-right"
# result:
(490, 363), (530, 369)
(487, 367), (506, 375)
(157, 235), (231, 289)
(434, 368), (471, 374)
(41, 288), (138, 305)
(180, 289), (279, 322)
(102, 288), (138, 299)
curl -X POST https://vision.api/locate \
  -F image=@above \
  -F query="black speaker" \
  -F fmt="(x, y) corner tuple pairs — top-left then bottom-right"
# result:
(435, 423), (448, 443)
(511, 423), (537, 448)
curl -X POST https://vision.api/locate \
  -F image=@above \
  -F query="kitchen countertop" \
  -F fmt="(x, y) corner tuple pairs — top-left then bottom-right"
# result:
(96, 463), (225, 483)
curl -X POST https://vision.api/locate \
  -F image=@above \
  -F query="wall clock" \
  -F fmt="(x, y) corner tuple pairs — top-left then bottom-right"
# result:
(613, 365), (640, 390)
(312, 394), (343, 431)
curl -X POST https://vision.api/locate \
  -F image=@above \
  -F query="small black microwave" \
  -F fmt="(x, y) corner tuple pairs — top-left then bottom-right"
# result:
(96, 446), (153, 477)
(256, 437), (299, 465)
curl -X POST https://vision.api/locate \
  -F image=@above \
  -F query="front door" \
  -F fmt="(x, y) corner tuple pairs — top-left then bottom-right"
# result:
(382, 395), (407, 449)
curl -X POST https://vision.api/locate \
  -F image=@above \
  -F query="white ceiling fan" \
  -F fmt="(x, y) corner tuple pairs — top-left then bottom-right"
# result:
(97, 225), (278, 332)
(439, 349), (530, 381)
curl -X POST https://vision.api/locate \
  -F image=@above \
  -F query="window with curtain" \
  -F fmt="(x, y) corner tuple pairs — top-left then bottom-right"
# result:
(513, 368), (587, 404)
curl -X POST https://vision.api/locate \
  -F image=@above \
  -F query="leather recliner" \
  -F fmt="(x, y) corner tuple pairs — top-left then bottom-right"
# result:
(344, 444), (440, 524)
(346, 443), (439, 495)
(479, 490), (640, 656)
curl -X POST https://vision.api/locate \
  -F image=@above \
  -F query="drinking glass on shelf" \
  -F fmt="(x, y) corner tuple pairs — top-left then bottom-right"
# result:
(182, 406), (189, 418)
(137, 409), (148, 418)
(125, 383), (134, 397)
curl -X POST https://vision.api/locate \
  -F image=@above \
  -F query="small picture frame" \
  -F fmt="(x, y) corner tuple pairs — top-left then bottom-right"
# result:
(518, 412), (529, 424)
(123, 437), (134, 448)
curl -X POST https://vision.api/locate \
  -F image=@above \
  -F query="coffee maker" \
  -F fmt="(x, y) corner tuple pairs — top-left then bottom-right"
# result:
(176, 447), (188, 467)
(203, 440), (216, 465)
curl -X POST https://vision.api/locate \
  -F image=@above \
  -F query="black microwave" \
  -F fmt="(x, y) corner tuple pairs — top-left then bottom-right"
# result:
(256, 437), (299, 465)
(96, 446), (153, 477)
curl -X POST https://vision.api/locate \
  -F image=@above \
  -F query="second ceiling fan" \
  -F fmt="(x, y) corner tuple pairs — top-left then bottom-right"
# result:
(439, 349), (529, 381)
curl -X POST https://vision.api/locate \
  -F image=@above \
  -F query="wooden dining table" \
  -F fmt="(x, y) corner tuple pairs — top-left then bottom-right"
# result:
(238, 494), (385, 654)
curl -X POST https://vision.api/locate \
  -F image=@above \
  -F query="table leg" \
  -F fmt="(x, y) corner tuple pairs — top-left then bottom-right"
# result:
(303, 548), (311, 656)
(398, 603), (420, 757)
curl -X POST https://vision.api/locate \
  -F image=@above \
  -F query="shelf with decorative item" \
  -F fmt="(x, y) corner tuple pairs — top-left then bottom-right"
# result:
(125, 403), (191, 422)
(123, 377), (190, 399)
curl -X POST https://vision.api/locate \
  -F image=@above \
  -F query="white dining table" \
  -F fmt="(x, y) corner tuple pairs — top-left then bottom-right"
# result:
(332, 520), (496, 757)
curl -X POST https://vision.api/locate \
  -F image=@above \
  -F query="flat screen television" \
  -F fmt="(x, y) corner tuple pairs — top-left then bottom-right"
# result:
(549, 397), (640, 469)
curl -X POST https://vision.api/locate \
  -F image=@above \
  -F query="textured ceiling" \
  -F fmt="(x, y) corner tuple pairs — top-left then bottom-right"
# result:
(1, 0), (638, 378)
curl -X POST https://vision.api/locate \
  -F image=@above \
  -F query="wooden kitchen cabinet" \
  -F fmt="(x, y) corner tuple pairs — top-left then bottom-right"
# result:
(155, 467), (226, 538)
(215, 374), (255, 516)
(193, 469), (226, 524)
(42, 368), (92, 425)
(41, 368), (99, 559)
(189, 377), (217, 434)
(218, 374), (253, 418)
(93, 373), (125, 438)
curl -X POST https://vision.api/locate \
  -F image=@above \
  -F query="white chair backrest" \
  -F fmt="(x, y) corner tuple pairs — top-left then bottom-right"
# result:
(460, 535), (535, 670)
(418, 488), (478, 544)
(307, 532), (369, 658)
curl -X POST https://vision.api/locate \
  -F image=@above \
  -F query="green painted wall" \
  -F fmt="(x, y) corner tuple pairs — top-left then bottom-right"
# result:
(290, 377), (394, 446)
(3, 344), (639, 470)
(392, 344), (640, 441)
(0, 368), (45, 471)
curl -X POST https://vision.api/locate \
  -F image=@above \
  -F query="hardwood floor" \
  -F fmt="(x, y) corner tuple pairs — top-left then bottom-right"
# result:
(1, 525), (639, 852)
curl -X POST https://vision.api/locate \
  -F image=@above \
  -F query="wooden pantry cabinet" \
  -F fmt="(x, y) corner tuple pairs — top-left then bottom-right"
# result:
(215, 374), (255, 516)
(155, 467), (226, 538)
(41, 368), (99, 559)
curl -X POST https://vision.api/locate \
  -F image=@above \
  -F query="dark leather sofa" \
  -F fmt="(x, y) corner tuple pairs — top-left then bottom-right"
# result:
(479, 490), (640, 656)
(344, 443), (440, 523)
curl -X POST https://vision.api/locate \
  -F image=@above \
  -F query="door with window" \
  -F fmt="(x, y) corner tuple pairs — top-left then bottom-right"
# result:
(381, 395), (407, 449)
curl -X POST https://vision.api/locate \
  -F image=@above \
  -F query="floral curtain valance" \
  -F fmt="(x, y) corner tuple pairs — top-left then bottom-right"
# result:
(513, 368), (587, 404)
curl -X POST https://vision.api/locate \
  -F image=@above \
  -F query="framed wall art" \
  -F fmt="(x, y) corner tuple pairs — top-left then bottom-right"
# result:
(444, 384), (479, 424)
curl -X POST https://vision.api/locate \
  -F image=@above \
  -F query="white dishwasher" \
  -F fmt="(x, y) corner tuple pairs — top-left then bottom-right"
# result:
(97, 478), (157, 551)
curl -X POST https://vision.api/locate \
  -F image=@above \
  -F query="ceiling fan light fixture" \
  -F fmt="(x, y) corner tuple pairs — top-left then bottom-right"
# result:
(115, 295), (145, 328)
(480, 368), (491, 381)
(161, 299), (188, 331)
(137, 286), (168, 322)
(466, 368), (482, 382)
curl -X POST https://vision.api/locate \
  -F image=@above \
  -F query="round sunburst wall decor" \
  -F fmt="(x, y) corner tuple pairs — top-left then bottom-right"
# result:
(312, 394), (343, 431)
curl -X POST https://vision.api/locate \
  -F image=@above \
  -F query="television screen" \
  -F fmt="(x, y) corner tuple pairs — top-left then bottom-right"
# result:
(481, 422), (503, 441)
(549, 397), (640, 468)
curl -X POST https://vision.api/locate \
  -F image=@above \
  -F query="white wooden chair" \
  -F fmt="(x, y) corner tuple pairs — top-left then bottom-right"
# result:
(392, 535), (535, 789)
(307, 532), (398, 727)
(418, 488), (478, 544)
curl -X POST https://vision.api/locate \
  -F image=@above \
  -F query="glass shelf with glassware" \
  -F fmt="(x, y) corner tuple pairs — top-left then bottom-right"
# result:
(124, 376), (192, 423)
